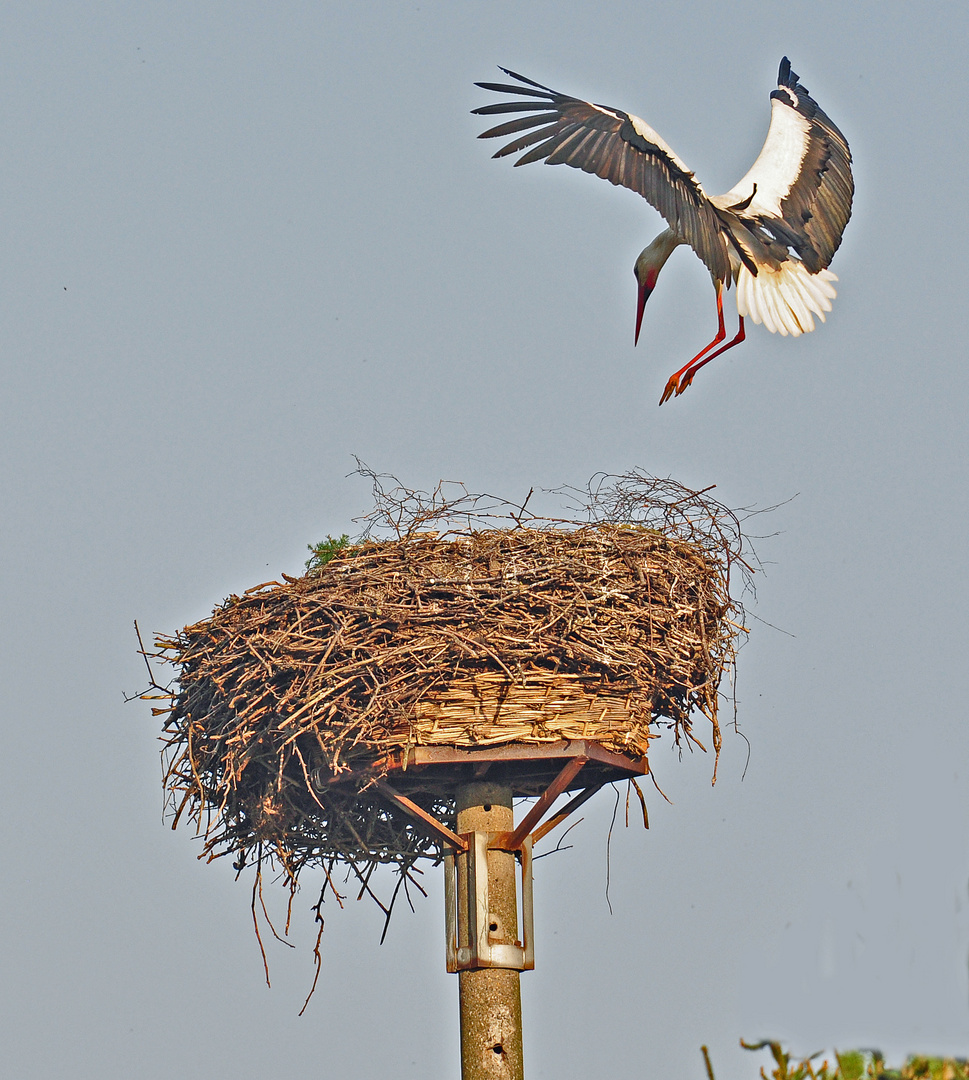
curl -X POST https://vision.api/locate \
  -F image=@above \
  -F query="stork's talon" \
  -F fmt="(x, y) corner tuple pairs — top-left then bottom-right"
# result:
(677, 370), (697, 395)
(659, 375), (679, 406)
(659, 367), (699, 405)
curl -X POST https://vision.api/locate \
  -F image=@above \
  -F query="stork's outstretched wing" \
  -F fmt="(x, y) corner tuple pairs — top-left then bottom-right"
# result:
(717, 58), (853, 272)
(473, 68), (731, 283)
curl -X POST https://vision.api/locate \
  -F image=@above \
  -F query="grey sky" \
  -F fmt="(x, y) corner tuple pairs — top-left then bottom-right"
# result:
(2, 2), (968, 1077)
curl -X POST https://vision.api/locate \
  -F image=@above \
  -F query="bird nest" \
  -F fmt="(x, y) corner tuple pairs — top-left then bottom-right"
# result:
(140, 469), (752, 951)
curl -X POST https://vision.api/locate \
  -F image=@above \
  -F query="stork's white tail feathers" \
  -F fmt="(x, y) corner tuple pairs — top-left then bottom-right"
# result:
(736, 262), (838, 337)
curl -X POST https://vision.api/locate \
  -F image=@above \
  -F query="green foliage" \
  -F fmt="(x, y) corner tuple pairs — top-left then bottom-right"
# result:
(708, 1042), (969, 1080)
(836, 1051), (867, 1080)
(305, 534), (353, 572)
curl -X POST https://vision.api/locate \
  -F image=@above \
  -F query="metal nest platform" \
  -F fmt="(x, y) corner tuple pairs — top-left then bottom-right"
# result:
(319, 739), (647, 798)
(393, 739), (647, 800)
(329, 738), (647, 855)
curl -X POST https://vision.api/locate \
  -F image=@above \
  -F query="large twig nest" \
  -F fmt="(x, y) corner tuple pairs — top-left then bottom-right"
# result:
(143, 470), (752, 929)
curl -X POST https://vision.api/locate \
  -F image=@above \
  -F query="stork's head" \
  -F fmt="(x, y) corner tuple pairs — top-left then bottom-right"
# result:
(633, 229), (683, 346)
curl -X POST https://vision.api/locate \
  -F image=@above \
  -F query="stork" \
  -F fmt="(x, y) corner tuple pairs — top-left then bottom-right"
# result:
(473, 58), (853, 403)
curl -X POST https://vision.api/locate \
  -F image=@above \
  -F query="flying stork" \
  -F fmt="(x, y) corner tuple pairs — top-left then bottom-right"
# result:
(473, 58), (853, 403)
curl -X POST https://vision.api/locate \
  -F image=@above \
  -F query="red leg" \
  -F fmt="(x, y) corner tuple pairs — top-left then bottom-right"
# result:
(671, 317), (746, 398)
(660, 288), (726, 405)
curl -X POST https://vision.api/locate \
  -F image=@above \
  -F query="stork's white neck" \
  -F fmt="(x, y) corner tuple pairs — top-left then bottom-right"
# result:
(634, 229), (685, 280)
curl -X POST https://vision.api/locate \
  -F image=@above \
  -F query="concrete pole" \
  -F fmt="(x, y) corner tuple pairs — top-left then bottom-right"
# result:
(455, 781), (525, 1080)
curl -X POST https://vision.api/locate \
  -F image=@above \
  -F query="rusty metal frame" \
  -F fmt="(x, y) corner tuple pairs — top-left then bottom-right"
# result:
(530, 781), (608, 844)
(376, 738), (647, 778)
(371, 777), (468, 851)
(503, 755), (588, 850)
(363, 743), (645, 858)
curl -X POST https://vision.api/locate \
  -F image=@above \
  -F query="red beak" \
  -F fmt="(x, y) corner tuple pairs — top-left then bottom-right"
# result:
(634, 277), (654, 346)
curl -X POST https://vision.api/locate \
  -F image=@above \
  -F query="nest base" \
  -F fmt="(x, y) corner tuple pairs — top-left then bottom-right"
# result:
(316, 739), (646, 800)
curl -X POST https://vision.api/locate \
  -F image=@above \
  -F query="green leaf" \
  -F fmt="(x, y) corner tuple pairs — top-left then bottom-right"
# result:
(305, 534), (353, 571)
(835, 1051), (865, 1080)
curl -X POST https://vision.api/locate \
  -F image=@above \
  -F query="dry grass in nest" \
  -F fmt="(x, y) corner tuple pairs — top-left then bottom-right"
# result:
(138, 468), (753, 964)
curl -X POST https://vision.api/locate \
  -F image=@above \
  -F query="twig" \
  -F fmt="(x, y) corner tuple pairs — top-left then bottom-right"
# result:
(605, 785), (620, 915)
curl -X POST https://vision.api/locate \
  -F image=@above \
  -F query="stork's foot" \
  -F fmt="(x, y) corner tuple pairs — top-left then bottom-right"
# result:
(659, 369), (696, 404)
(658, 316), (746, 404)
(659, 373), (680, 405)
(677, 369), (698, 394)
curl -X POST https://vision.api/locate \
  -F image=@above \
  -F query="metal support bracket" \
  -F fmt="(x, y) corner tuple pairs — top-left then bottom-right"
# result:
(443, 754), (594, 974)
(445, 831), (534, 973)
(371, 777), (468, 850)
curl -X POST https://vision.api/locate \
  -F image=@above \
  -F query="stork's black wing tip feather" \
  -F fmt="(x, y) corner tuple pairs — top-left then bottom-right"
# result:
(474, 73), (558, 105)
(496, 67), (556, 94)
(777, 55), (808, 95)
